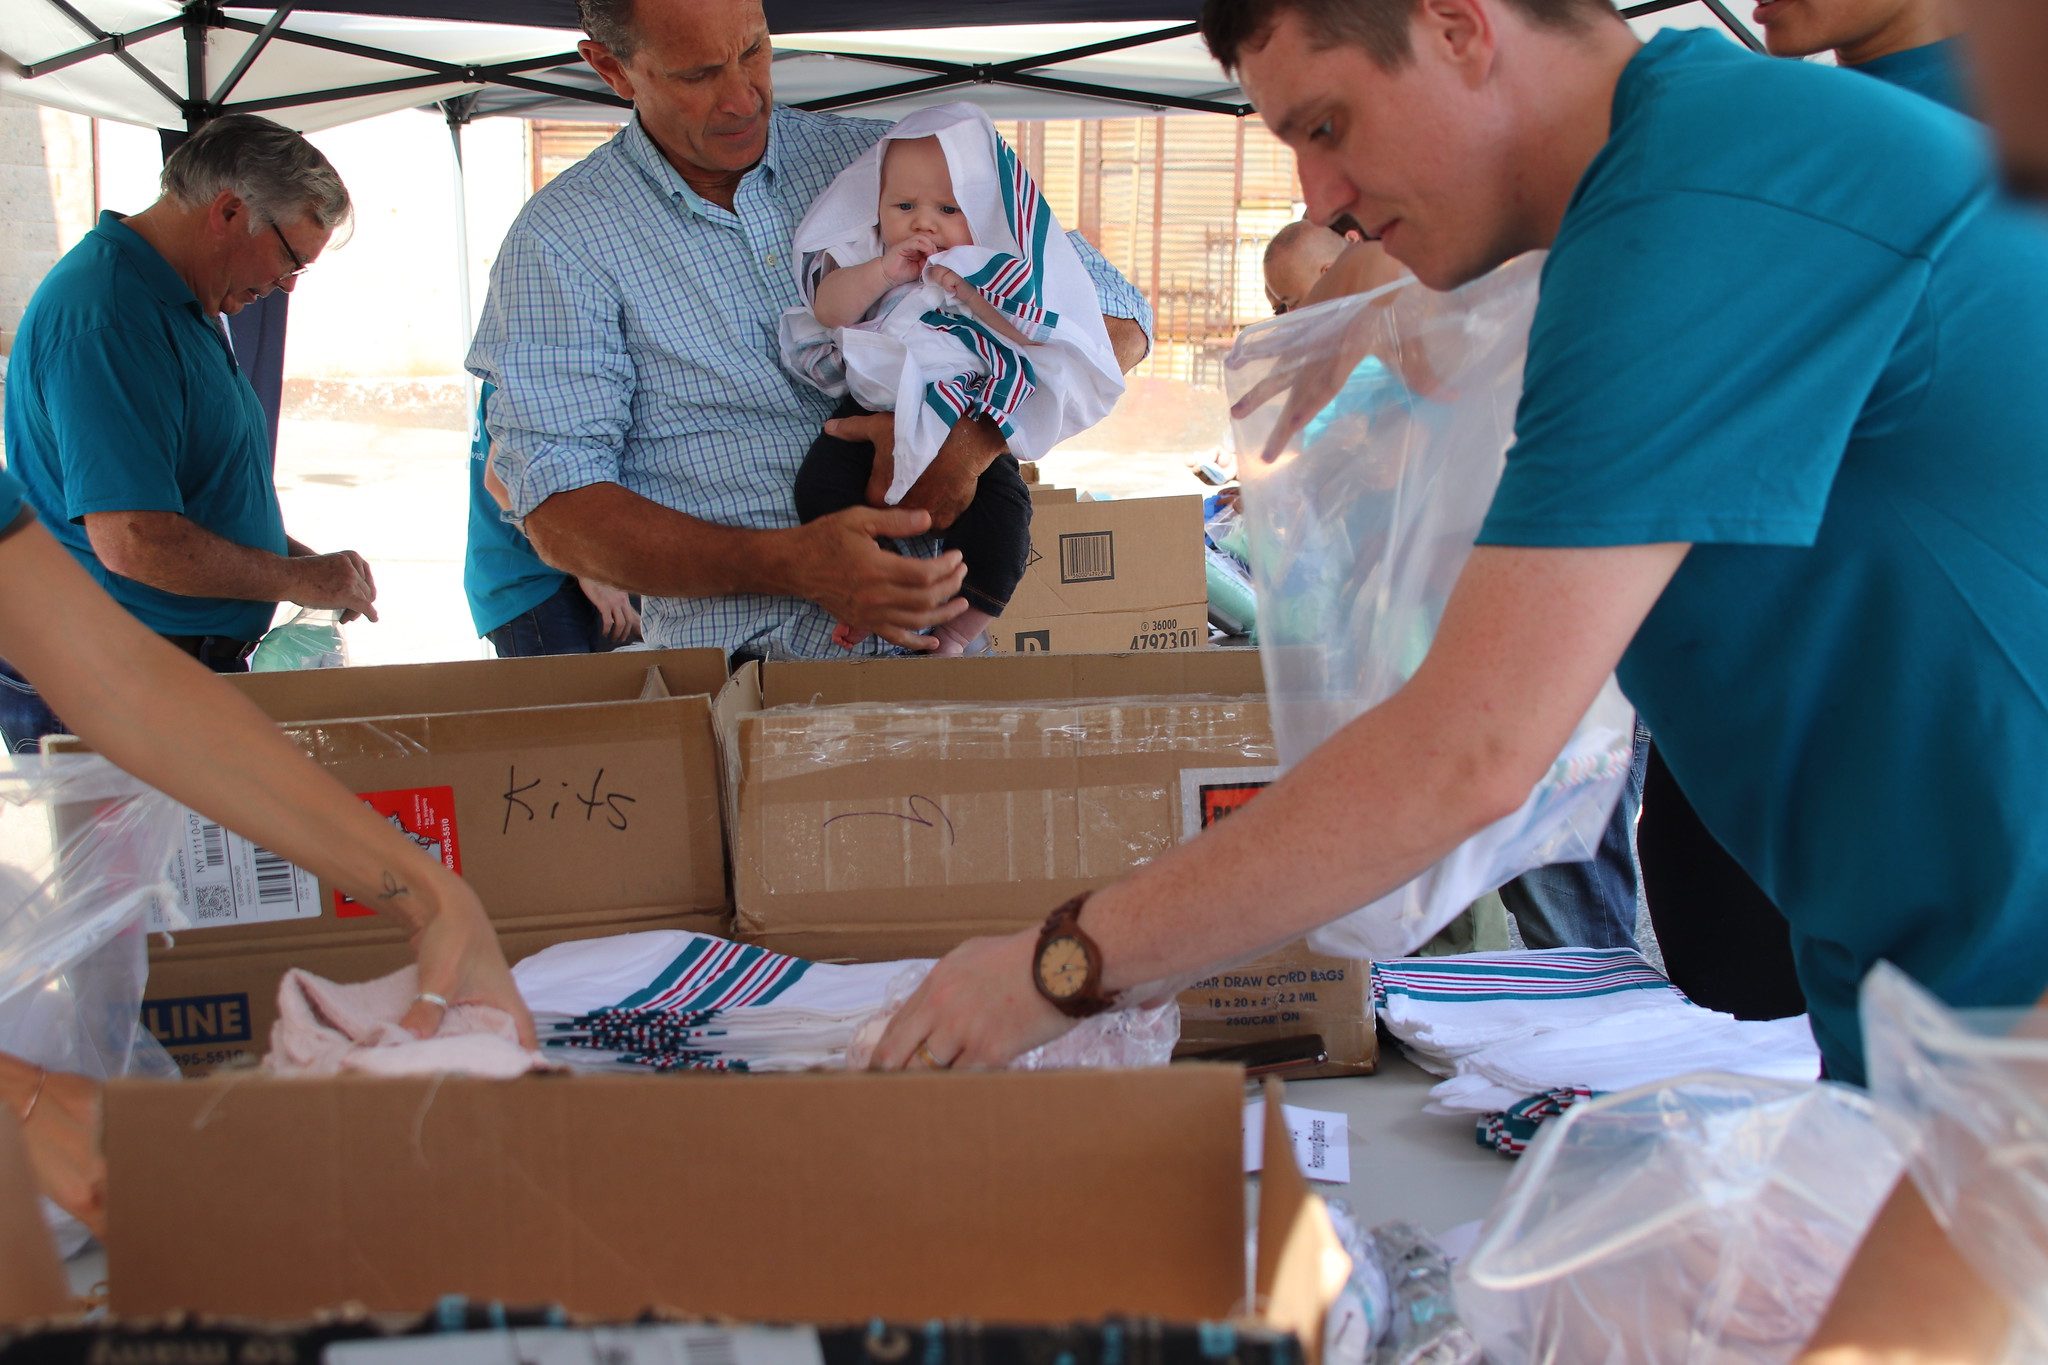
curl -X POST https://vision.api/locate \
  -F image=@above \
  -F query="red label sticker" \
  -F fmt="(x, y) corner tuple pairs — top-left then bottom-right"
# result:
(1198, 781), (1268, 829)
(336, 786), (461, 917)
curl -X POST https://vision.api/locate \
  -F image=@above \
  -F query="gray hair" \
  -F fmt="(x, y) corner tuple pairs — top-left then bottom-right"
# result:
(578, 0), (640, 60)
(160, 113), (352, 233)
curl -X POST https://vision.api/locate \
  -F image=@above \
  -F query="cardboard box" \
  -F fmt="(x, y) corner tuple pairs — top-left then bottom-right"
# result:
(720, 652), (1375, 1074)
(0, 1113), (67, 1324)
(60, 650), (734, 1074)
(97, 1068), (1342, 1351)
(992, 494), (1208, 655)
(1178, 945), (1375, 1079)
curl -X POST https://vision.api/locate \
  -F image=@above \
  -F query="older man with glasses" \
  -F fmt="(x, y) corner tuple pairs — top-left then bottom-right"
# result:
(0, 113), (380, 752)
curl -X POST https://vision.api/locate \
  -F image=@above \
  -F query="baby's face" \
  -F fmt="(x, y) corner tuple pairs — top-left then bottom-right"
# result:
(878, 137), (974, 253)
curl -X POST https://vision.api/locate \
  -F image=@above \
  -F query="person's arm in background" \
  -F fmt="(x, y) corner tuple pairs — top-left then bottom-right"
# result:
(1301, 237), (1410, 308)
(473, 222), (968, 651)
(85, 512), (378, 622)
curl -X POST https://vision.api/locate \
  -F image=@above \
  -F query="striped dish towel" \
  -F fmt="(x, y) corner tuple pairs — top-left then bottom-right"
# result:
(1373, 947), (1699, 1068)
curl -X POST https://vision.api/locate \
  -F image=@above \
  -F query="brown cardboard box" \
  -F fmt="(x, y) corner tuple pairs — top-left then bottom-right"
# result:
(720, 652), (1375, 1074)
(0, 1113), (68, 1325)
(98, 1069), (1341, 1348)
(60, 650), (734, 1074)
(991, 494), (1208, 655)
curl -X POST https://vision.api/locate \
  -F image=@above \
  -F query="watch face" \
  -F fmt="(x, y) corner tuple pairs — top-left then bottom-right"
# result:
(1037, 934), (1091, 999)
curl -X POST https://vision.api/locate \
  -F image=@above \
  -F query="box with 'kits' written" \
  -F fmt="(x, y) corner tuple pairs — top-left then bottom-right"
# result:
(53, 649), (733, 1074)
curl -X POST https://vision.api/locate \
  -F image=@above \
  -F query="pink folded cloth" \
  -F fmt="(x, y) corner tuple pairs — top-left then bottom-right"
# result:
(264, 965), (550, 1078)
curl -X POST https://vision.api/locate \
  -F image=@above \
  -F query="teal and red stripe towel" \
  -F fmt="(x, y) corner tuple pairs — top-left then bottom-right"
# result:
(1373, 947), (1696, 1069)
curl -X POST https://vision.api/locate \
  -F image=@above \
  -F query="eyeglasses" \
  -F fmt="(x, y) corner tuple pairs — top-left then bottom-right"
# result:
(268, 220), (311, 279)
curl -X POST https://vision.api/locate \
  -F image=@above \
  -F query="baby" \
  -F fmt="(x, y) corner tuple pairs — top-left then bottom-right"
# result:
(780, 102), (1123, 655)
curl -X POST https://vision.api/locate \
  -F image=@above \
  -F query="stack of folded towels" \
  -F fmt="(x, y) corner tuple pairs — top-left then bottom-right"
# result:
(513, 931), (932, 1072)
(1372, 948), (1821, 1121)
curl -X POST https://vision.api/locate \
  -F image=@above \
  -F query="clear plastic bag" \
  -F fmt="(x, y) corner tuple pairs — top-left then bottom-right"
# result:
(1225, 257), (1635, 959)
(250, 606), (349, 672)
(0, 753), (185, 1252)
(1454, 1075), (1903, 1365)
(1862, 962), (2048, 1354)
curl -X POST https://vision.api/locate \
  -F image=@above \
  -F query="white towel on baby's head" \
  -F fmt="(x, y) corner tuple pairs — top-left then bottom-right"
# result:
(777, 101), (1124, 505)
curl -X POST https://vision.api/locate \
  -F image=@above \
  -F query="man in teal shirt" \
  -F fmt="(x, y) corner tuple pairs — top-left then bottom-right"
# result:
(1634, 0), (1971, 1024)
(881, 0), (2048, 1100)
(0, 115), (377, 750)
(464, 383), (640, 655)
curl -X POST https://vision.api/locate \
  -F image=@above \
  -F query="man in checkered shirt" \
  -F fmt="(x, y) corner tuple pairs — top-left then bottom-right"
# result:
(468, 0), (1154, 662)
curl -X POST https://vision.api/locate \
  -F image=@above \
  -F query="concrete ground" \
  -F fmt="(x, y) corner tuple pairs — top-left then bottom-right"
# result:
(272, 412), (1218, 669)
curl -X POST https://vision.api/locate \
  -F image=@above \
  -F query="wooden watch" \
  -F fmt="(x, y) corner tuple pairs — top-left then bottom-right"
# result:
(1032, 892), (1119, 1018)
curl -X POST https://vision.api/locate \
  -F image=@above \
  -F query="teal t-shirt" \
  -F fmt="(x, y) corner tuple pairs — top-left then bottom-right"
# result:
(0, 465), (24, 527)
(463, 383), (566, 637)
(2, 212), (286, 640)
(1478, 30), (2048, 1083)
(1852, 36), (1969, 114)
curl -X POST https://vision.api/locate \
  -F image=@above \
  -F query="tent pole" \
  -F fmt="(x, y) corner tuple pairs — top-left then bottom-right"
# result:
(446, 99), (478, 409)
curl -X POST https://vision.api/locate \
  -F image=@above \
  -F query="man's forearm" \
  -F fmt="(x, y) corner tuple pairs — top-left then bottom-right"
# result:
(84, 512), (293, 603)
(523, 482), (801, 598)
(1086, 678), (1535, 995)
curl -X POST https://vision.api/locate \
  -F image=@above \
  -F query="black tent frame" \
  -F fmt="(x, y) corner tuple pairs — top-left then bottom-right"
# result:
(7, 0), (1762, 134)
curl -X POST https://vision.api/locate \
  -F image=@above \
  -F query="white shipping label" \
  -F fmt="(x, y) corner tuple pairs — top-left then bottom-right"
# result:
(1244, 1098), (1353, 1185)
(151, 807), (322, 932)
(327, 1324), (830, 1365)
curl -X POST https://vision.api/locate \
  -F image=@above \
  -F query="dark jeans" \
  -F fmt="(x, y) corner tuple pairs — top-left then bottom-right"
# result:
(1498, 722), (1651, 951)
(1638, 740), (1806, 1020)
(0, 636), (250, 755)
(794, 397), (1032, 616)
(487, 576), (630, 658)
(0, 659), (63, 755)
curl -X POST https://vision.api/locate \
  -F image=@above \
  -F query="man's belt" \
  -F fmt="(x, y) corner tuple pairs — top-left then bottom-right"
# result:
(161, 634), (259, 669)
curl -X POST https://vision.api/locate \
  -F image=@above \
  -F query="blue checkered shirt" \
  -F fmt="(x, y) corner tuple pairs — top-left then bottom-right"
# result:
(467, 109), (1153, 659)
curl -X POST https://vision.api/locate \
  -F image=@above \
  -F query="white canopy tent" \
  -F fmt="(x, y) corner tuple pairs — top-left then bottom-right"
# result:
(3, 2), (1762, 132)
(0, 0), (1765, 443)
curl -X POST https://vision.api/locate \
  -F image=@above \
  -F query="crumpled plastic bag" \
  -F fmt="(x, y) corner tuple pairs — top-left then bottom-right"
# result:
(250, 606), (348, 672)
(1454, 1073), (1903, 1364)
(0, 753), (184, 1254)
(1863, 962), (2048, 1355)
(1225, 256), (1635, 960)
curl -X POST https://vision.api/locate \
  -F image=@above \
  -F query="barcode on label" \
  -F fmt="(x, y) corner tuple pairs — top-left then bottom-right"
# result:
(676, 1334), (742, 1365)
(1058, 530), (1114, 583)
(252, 845), (298, 905)
(188, 817), (227, 871)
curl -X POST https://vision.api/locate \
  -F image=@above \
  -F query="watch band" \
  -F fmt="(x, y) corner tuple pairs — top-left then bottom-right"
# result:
(1032, 892), (1120, 1019)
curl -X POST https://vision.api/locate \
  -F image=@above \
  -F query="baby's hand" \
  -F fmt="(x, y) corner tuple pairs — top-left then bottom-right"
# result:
(884, 234), (941, 285)
(927, 263), (968, 297)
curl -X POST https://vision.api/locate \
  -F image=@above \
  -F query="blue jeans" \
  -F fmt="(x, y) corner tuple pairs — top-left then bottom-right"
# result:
(0, 659), (65, 755)
(1498, 722), (1652, 951)
(486, 577), (628, 658)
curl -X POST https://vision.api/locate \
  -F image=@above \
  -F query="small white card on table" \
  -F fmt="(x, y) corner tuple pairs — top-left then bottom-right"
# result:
(1243, 1099), (1351, 1184)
